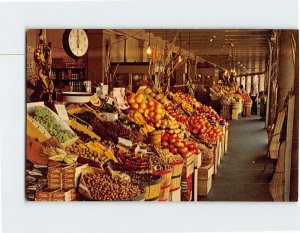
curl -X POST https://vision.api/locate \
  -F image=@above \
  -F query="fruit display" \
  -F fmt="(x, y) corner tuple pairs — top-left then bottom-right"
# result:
(83, 172), (144, 201)
(161, 132), (199, 157)
(196, 104), (226, 125)
(186, 115), (222, 143)
(114, 150), (152, 171)
(73, 111), (97, 125)
(126, 92), (166, 124)
(70, 127), (94, 143)
(33, 106), (76, 143)
(66, 143), (109, 167)
(158, 148), (183, 163)
(240, 93), (252, 103)
(122, 171), (161, 184)
(145, 153), (171, 171)
(41, 146), (78, 164)
(90, 118), (137, 144)
(142, 87), (169, 105)
(164, 104), (188, 123)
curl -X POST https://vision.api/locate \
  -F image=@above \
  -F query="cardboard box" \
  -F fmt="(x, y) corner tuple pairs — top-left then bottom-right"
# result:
(168, 188), (181, 202)
(198, 164), (214, 179)
(198, 176), (212, 196)
(47, 164), (87, 189)
(35, 188), (76, 201)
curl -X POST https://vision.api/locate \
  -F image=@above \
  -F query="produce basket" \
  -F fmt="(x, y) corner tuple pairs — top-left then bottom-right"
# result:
(130, 173), (162, 201)
(168, 160), (184, 192)
(27, 102), (78, 148)
(153, 168), (172, 201)
(78, 167), (145, 201)
(148, 130), (162, 147)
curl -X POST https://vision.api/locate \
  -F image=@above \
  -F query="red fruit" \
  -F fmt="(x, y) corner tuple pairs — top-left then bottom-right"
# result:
(179, 147), (188, 154)
(161, 134), (169, 141)
(168, 144), (175, 150)
(170, 147), (178, 154)
(175, 137), (180, 143)
(162, 141), (169, 147)
(198, 133), (205, 140)
(175, 142), (184, 148)
(169, 138), (176, 144)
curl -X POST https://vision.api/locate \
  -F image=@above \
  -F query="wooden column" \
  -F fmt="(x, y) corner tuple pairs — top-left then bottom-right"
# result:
(276, 30), (297, 201)
(290, 30), (299, 201)
(277, 30), (295, 110)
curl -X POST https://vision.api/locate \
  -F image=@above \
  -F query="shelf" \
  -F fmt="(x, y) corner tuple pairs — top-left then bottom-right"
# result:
(52, 67), (85, 70)
(55, 79), (85, 82)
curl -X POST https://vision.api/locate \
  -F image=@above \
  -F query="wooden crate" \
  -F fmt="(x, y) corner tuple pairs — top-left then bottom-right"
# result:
(231, 108), (239, 120)
(194, 152), (202, 168)
(224, 124), (229, 154)
(221, 104), (231, 121)
(198, 177), (212, 196)
(168, 187), (181, 202)
(198, 164), (214, 179)
(212, 141), (220, 175)
(193, 168), (198, 201)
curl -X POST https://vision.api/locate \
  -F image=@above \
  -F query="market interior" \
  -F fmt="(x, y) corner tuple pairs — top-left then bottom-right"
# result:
(26, 29), (298, 202)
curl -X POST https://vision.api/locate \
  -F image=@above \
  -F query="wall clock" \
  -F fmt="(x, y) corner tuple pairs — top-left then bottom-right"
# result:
(62, 29), (89, 59)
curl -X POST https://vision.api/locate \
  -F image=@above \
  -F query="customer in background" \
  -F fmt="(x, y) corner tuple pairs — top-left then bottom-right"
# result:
(239, 84), (246, 93)
(249, 84), (258, 115)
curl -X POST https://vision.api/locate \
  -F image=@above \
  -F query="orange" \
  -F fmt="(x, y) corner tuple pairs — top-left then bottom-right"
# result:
(131, 103), (139, 109)
(154, 107), (163, 114)
(154, 113), (162, 121)
(139, 102), (147, 109)
(147, 100), (155, 107)
(155, 102), (162, 109)
(127, 97), (135, 104)
(135, 93), (144, 104)
(138, 108), (144, 114)
(149, 111), (155, 118)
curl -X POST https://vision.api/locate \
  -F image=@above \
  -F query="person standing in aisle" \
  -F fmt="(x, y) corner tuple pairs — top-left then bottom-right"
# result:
(249, 84), (258, 115)
(239, 84), (246, 93)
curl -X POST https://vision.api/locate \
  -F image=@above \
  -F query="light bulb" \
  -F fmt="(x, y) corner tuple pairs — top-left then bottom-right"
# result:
(178, 55), (182, 63)
(146, 45), (152, 55)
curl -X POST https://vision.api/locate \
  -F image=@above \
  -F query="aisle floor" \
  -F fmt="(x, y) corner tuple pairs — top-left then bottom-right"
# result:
(199, 115), (274, 201)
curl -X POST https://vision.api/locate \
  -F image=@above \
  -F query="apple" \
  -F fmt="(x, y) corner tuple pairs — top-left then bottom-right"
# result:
(168, 144), (175, 150)
(170, 147), (178, 154)
(162, 141), (169, 147)
(179, 147), (188, 154)
(198, 133), (205, 140)
(175, 142), (184, 148)
(169, 138), (176, 144)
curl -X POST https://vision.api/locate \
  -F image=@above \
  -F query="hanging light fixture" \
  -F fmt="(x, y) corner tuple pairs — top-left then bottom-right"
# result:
(178, 32), (182, 62)
(146, 29), (152, 55)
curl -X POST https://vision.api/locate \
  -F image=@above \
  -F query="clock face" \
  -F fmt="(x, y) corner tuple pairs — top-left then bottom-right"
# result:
(68, 29), (89, 57)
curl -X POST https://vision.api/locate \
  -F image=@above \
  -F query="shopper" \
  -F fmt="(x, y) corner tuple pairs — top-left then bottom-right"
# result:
(249, 84), (258, 115)
(239, 85), (246, 93)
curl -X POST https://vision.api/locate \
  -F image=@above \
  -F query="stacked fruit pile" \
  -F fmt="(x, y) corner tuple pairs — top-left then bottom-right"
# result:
(161, 132), (200, 158)
(186, 115), (222, 143)
(127, 93), (165, 123)
(196, 104), (226, 125)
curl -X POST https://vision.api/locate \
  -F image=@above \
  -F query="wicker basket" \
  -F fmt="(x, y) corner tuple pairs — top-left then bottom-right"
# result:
(153, 168), (172, 201)
(148, 130), (162, 147)
(138, 174), (162, 201)
(169, 160), (184, 192)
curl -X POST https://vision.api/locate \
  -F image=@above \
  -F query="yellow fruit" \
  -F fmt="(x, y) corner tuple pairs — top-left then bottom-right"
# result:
(131, 103), (139, 109)
(147, 100), (155, 107)
(144, 87), (152, 94)
(155, 94), (163, 101)
(135, 93), (144, 104)
(149, 111), (155, 118)
(154, 113), (162, 121)
(139, 102), (147, 109)
(149, 92), (156, 98)
(127, 97), (135, 104)
(154, 108), (163, 114)
(144, 109), (150, 117)
(138, 108), (144, 114)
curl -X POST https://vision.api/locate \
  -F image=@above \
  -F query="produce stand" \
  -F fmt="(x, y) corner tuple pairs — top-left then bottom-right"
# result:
(26, 85), (229, 202)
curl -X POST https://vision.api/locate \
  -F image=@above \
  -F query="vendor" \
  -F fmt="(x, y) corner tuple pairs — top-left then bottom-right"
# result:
(249, 84), (258, 115)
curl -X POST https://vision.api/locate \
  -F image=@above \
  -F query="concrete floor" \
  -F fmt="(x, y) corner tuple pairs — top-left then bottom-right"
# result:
(200, 115), (274, 201)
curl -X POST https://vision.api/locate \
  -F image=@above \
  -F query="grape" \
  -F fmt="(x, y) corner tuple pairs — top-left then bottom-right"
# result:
(33, 106), (76, 143)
